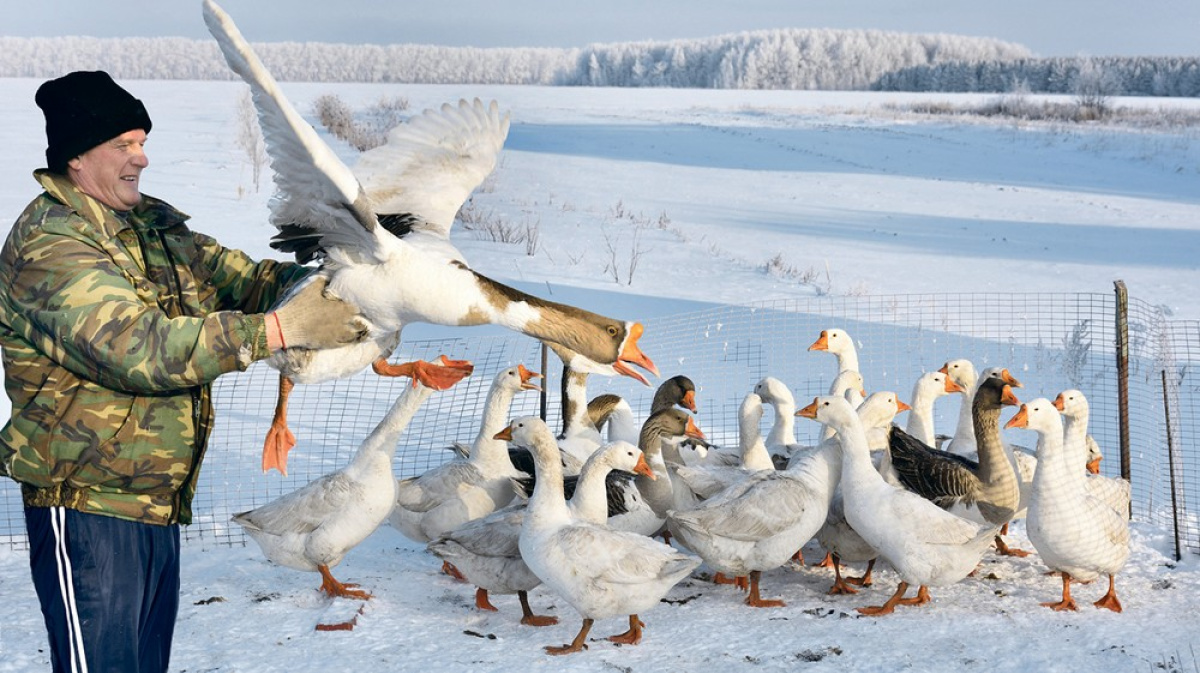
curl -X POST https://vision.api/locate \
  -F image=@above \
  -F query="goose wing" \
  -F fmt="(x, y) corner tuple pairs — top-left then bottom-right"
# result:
(888, 426), (981, 509)
(354, 98), (510, 240)
(203, 0), (383, 263)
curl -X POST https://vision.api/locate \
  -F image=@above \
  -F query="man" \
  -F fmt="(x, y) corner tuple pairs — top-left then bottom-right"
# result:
(0, 71), (367, 673)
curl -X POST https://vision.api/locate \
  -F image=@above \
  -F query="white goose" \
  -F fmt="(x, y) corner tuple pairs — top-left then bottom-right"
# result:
(938, 358), (979, 453)
(232, 357), (466, 607)
(666, 399), (843, 608)
(814, 391), (909, 595)
(671, 392), (775, 500)
(800, 395), (999, 615)
(426, 440), (655, 626)
(1006, 399), (1129, 612)
(905, 371), (962, 447)
(203, 0), (658, 475)
(1054, 389), (1131, 516)
(809, 328), (864, 441)
(753, 376), (803, 462)
(389, 364), (540, 545)
(501, 417), (700, 655)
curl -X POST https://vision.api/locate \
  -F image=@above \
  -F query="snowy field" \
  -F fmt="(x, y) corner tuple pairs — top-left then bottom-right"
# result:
(0, 80), (1198, 672)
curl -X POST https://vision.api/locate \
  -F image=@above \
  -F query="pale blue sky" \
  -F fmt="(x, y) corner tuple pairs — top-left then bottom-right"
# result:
(4, 0), (1197, 57)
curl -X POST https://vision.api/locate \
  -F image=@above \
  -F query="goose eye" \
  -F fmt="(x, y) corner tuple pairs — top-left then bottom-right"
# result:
(607, 325), (619, 337)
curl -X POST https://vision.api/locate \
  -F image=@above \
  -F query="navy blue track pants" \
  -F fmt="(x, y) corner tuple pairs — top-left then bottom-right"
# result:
(24, 506), (180, 673)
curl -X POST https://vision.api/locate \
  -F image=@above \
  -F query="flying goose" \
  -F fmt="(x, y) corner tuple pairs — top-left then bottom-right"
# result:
(203, 0), (657, 475)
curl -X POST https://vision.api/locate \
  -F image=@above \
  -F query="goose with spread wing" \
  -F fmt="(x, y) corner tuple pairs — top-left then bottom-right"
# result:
(203, 0), (658, 475)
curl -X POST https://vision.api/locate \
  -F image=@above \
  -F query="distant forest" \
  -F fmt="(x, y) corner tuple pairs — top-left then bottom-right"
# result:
(2, 29), (1196, 96)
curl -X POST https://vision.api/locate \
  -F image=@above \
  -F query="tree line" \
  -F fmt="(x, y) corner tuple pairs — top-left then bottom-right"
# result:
(1, 30), (1194, 96)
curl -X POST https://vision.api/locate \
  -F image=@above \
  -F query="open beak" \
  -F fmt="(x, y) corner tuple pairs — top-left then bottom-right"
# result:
(808, 331), (829, 352)
(1005, 404), (1029, 429)
(614, 322), (658, 386)
(633, 453), (656, 480)
(493, 425), (514, 441)
(685, 416), (706, 441)
(797, 398), (819, 419)
(1001, 385), (1021, 407)
(518, 364), (542, 391)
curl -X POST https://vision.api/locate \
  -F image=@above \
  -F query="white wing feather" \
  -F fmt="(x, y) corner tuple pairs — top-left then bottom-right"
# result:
(202, 0), (384, 262)
(355, 99), (511, 238)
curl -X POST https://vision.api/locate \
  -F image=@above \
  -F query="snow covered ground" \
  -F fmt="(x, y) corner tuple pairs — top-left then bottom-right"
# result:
(0, 80), (1198, 672)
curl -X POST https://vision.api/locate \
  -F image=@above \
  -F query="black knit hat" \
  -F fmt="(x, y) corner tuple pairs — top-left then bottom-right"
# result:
(35, 71), (153, 174)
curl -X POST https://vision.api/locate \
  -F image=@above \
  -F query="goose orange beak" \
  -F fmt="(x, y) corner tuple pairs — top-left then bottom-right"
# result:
(938, 363), (950, 376)
(633, 453), (656, 480)
(494, 425), (514, 441)
(685, 416), (706, 441)
(518, 364), (542, 391)
(681, 389), (698, 413)
(1052, 394), (1065, 412)
(896, 399), (912, 413)
(1000, 368), (1023, 388)
(614, 322), (658, 386)
(1001, 385), (1021, 406)
(797, 398), (820, 419)
(945, 377), (964, 394)
(808, 331), (829, 351)
(1086, 457), (1102, 475)
(1005, 404), (1029, 429)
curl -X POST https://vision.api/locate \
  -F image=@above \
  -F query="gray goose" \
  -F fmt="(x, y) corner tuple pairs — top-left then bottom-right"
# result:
(888, 373), (1029, 557)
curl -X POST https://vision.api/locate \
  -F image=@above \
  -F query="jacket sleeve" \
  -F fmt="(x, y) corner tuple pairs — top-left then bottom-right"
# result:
(4, 224), (277, 395)
(192, 230), (312, 314)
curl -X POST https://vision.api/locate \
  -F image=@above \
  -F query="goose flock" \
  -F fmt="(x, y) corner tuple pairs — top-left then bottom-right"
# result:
(205, 0), (1132, 655)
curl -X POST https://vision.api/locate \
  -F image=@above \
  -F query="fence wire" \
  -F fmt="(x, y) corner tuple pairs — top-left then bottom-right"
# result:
(0, 290), (1196, 556)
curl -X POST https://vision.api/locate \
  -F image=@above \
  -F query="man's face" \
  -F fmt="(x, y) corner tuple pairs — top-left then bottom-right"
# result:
(67, 129), (149, 211)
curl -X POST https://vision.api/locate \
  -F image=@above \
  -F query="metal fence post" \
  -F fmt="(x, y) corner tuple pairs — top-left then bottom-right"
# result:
(1161, 370), (1183, 562)
(1114, 280), (1131, 481)
(539, 341), (548, 422)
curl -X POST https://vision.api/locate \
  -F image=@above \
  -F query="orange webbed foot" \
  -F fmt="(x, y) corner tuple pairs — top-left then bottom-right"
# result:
(373, 357), (474, 390)
(442, 561), (467, 582)
(317, 565), (372, 600)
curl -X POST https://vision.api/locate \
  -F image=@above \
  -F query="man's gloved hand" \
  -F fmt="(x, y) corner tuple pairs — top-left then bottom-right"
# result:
(266, 276), (369, 350)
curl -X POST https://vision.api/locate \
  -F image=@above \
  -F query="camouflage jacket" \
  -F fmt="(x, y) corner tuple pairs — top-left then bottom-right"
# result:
(0, 170), (307, 525)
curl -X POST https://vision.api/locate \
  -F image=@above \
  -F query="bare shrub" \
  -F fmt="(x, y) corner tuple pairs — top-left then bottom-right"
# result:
(602, 227), (645, 285)
(235, 89), (268, 192)
(523, 219), (540, 256)
(313, 93), (410, 151)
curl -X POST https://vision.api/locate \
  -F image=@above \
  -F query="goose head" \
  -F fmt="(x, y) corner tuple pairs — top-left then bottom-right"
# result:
(652, 375), (698, 413)
(974, 375), (1021, 412)
(808, 328), (854, 358)
(639, 407), (706, 454)
(1005, 398), (1062, 438)
(493, 364), (542, 394)
(546, 336), (656, 386)
(939, 358), (978, 393)
(754, 376), (795, 409)
(585, 441), (655, 480)
(851, 390), (910, 426)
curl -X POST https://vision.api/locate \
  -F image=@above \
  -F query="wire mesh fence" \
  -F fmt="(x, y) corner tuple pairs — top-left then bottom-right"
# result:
(1, 287), (1196, 556)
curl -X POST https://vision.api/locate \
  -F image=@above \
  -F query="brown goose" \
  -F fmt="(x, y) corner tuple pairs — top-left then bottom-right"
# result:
(888, 373), (1029, 556)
